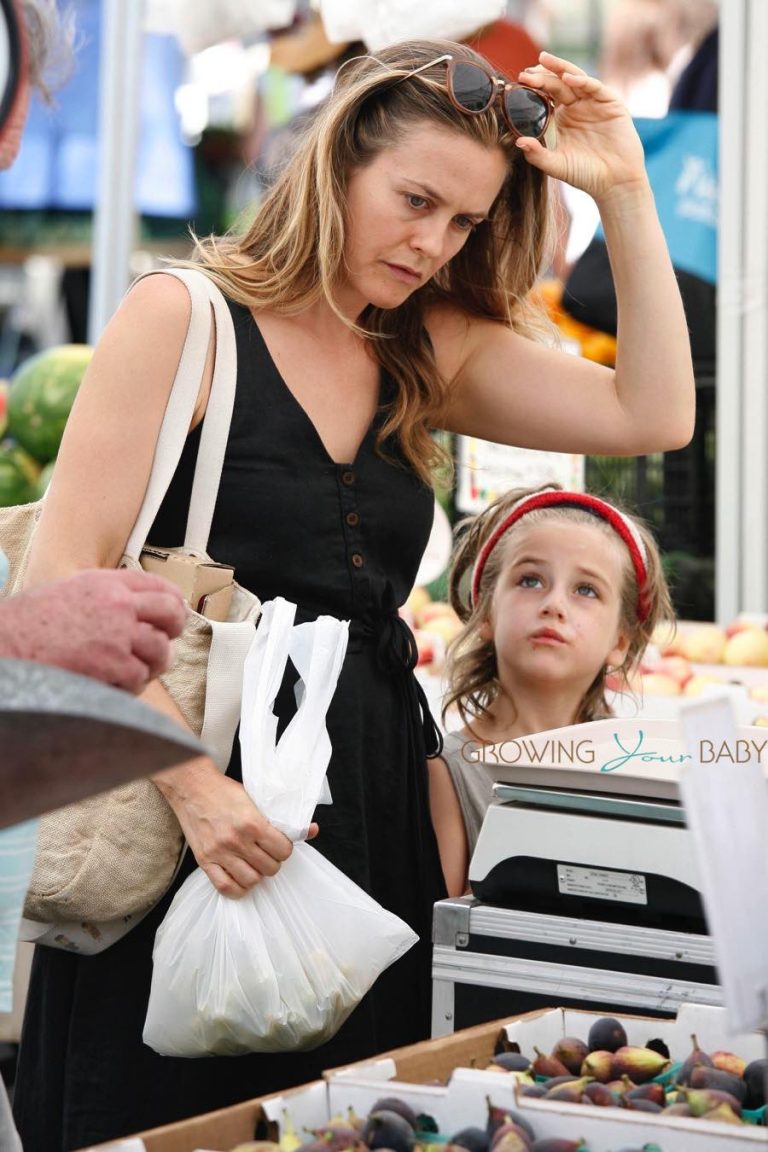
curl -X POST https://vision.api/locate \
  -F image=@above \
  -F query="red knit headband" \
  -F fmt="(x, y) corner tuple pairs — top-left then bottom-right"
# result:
(470, 489), (651, 621)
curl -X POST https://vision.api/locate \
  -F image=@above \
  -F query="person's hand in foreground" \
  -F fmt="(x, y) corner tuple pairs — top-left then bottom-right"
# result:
(0, 568), (186, 693)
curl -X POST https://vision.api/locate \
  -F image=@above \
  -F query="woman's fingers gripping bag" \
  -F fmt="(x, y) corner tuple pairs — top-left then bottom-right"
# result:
(143, 597), (418, 1056)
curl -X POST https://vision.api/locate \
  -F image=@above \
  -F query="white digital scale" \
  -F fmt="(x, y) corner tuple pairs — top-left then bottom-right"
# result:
(430, 716), (763, 1035)
(468, 715), (768, 928)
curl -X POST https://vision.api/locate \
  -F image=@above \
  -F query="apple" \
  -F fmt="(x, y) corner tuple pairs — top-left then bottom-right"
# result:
(652, 620), (682, 655)
(724, 629), (768, 667)
(639, 672), (682, 696)
(417, 601), (456, 627)
(725, 613), (768, 637)
(684, 673), (726, 697)
(413, 628), (440, 667)
(652, 655), (693, 687)
(680, 625), (727, 664)
(420, 612), (462, 646)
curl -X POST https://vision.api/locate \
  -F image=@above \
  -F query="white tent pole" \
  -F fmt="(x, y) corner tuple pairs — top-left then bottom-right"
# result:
(87, 0), (144, 344)
(715, 1), (746, 622)
(741, 0), (768, 610)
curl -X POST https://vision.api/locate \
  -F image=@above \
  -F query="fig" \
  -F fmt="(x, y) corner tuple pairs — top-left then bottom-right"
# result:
(484, 1101), (510, 1138)
(583, 1081), (615, 1106)
(369, 1099), (419, 1131)
(580, 1050), (614, 1083)
(361, 1111), (415, 1152)
(689, 1064), (746, 1102)
(678, 1033), (713, 1085)
(744, 1057), (768, 1109)
(700, 1101), (743, 1124)
(491, 1053), (532, 1074)
(611, 1045), (669, 1083)
(551, 1037), (588, 1077)
(449, 1128), (489, 1152)
(490, 1120), (533, 1149)
(531, 1046), (569, 1079)
(490, 1132), (529, 1152)
(621, 1098), (662, 1113)
(679, 1086), (743, 1117)
(587, 1016), (627, 1053)
(624, 1080), (665, 1107)
(519, 1085), (547, 1098)
(543, 1075), (591, 1103)
(530, 1141), (588, 1152)
(644, 1038), (670, 1060)
(662, 1102), (692, 1116)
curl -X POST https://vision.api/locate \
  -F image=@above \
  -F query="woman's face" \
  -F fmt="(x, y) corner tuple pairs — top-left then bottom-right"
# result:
(341, 120), (508, 316)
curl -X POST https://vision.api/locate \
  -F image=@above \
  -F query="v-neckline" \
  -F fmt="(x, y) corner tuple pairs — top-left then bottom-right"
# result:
(250, 311), (382, 468)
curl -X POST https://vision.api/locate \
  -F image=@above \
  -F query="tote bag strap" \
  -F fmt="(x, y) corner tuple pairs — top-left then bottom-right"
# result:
(123, 267), (238, 561)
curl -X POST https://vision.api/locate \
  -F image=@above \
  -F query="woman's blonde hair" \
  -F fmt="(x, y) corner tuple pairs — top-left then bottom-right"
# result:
(189, 39), (552, 486)
(443, 483), (675, 727)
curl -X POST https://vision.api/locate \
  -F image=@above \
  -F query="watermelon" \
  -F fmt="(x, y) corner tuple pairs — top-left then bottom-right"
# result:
(0, 439), (40, 506)
(7, 344), (93, 462)
(37, 458), (56, 497)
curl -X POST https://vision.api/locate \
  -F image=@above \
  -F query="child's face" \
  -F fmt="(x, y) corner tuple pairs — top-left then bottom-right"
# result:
(485, 519), (631, 691)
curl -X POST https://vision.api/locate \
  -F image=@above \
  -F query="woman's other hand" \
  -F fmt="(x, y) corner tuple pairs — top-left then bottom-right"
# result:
(154, 758), (319, 897)
(515, 50), (647, 203)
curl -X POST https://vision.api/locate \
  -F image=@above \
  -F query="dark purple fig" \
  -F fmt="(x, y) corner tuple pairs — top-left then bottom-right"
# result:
(519, 1084), (547, 1098)
(622, 1097), (663, 1113)
(448, 1128), (489, 1152)
(542, 1074), (586, 1089)
(587, 1016), (627, 1053)
(623, 1079), (665, 1107)
(744, 1058), (768, 1109)
(361, 1111), (415, 1152)
(501, 1113), (534, 1143)
(689, 1064), (746, 1102)
(491, 1053), (532, 1074)
(583, 1081), (615, 1107)
(677, 1033), (713, 1085)
(310, 1128), (365, 1152)
(551, 1037), (589, 1077)
(369, 1099), (419, 1131)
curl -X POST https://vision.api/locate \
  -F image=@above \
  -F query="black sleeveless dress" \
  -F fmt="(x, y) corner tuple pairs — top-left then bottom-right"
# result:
(14, 301), (448, 1150)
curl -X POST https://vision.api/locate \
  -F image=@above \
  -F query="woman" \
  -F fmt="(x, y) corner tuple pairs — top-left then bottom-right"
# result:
(15, 39), (694, 1148)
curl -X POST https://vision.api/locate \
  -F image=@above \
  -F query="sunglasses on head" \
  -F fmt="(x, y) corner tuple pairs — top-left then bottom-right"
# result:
(348, 52), (554, 143)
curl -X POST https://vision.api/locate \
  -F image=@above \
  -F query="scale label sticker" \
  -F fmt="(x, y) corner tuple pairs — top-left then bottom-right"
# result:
(557, 864), (648, 905)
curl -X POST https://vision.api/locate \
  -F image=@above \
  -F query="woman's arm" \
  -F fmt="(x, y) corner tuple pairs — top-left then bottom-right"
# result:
(428, 756), (469, 898)
(432, 53), (695, 456)
(24, 273), (294, 898)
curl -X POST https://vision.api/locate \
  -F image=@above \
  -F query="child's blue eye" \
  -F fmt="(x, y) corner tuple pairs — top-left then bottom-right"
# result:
(519, 574), (542, 589)
(454, 215), (476, 232)
(406, 194), (428, 210)
(576, 583), (598, 598)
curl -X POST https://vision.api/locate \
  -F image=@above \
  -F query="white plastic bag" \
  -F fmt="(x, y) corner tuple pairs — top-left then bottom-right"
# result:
(143, 598), (418, 1056)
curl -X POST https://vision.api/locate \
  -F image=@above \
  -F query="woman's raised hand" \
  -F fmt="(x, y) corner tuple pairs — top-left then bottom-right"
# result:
(516, 50), (648, 204)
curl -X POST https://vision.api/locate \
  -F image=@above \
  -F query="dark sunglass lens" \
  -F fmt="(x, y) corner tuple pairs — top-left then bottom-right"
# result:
(451, 61), (494, 112)
(504, 87), (549, 137)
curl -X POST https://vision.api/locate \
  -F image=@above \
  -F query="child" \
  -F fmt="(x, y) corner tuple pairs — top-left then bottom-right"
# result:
(428, 484), (674, 897)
